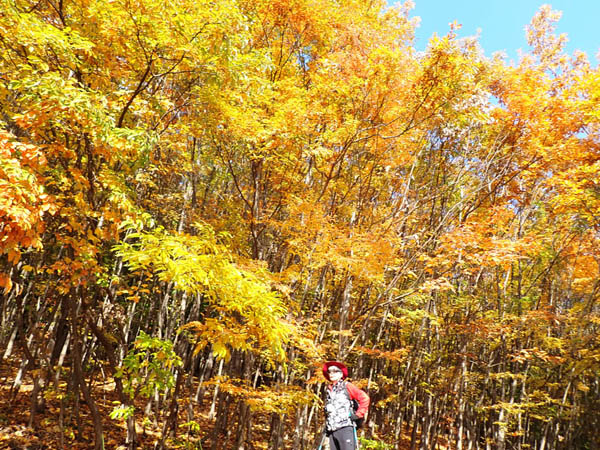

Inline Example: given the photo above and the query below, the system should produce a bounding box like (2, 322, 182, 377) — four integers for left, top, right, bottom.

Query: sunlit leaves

(115, 331, 182, 400)
(202, 375, 315, 414)
(115, 223, 290, 361)
(0, 131, 54, 267)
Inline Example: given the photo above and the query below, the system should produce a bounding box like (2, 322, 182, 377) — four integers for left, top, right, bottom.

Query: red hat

(323, 361, 348, 381)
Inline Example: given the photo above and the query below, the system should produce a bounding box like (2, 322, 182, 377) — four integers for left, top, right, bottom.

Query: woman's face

(328, 367, 343, 382)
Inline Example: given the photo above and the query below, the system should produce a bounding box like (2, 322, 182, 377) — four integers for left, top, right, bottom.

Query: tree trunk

(69, 295, 104, 450)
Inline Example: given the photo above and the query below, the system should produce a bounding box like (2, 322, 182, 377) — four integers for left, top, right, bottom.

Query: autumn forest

(1, 0, 599, 448)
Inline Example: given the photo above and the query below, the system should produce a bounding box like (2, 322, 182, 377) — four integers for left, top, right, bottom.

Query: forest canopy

(0, 0, 599, 449)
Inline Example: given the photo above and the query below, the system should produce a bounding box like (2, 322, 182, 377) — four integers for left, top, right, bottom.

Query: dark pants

(328, 426, 356, 450)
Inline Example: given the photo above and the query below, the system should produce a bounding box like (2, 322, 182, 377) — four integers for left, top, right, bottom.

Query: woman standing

(322, 361, 370, 450)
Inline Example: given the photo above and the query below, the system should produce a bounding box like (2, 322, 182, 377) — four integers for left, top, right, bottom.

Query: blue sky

(404, 0, 600, 63)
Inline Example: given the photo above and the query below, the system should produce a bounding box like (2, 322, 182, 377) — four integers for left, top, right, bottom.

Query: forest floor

(0, 354, 417, 449)
(0, 353, 215, 449)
